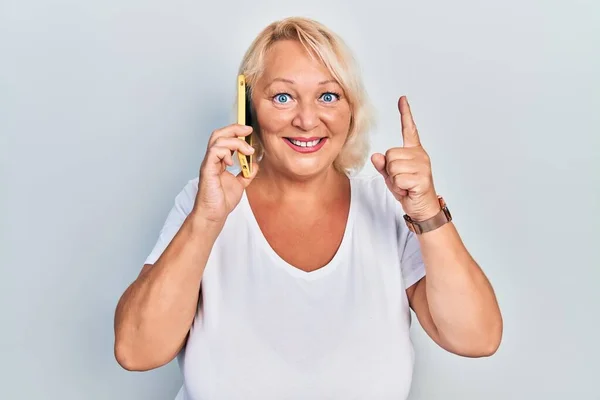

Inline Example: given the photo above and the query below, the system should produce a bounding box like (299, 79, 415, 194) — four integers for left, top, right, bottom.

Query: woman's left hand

(371, 96, 441, 221)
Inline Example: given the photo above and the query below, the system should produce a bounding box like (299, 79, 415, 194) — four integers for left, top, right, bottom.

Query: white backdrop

(2, 0, 599, 398)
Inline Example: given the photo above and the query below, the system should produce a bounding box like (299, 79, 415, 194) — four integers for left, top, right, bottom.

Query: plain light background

(2, 0, 599, 398)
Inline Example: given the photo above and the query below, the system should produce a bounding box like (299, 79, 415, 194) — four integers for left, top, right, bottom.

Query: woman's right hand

(192, 124, 259, 224)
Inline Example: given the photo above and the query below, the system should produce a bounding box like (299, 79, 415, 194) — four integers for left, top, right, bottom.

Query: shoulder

(349, 172, 410, 237)
(169, 177, 199, 215)
(349, 173, 400, 214)
(142, 177, 199, 266)
(349, 172, 387, 194)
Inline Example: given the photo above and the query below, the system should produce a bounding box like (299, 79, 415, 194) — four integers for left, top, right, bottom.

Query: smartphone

(237, 74, 253, 178)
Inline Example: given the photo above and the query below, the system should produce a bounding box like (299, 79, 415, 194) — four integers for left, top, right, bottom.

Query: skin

(113, 39, 502, 372)
(371, 98, 503, 357)
(244, 40, 353, 272)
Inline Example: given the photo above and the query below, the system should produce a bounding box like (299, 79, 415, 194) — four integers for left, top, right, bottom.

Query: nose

(291, 102, 320, 132)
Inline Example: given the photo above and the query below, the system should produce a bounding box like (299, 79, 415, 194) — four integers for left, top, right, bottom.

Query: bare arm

(406, 222, 503, 357)
(113, 212, 223, 371)
(372, 96, 502, 357)
(113, 123, 257, 371)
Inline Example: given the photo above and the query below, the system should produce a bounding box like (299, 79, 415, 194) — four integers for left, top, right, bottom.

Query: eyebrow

(266, 78, 339, 86)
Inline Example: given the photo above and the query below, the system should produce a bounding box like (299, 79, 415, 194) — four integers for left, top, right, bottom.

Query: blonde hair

(237, 17, 376, 175)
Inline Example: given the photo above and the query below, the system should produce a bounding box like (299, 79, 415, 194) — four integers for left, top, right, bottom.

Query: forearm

(114, 212, 223, 370)
(418, 221, 502, 355)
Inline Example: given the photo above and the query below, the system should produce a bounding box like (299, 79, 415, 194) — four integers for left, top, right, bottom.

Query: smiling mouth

(284, 138, 325, 148)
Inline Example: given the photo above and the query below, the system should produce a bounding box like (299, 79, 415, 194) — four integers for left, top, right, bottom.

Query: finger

(396, 188, 409, 197)
(398, 96, 421, 148)
(202, 146, 235, 176)
(212, 137, 255, 156)
(236, 161, 259, 188)
(370, 153, 388, 178)
(386, 159, 420, 177)
(208, 124, 253, 149)
(385, 147, 416, 162)
(392, 173, 419, 195)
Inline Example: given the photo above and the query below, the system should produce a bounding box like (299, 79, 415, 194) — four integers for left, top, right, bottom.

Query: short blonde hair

(237, 17, 375, 175)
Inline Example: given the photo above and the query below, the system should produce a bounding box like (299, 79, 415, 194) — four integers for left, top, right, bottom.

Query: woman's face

(252, 40, 352, 179)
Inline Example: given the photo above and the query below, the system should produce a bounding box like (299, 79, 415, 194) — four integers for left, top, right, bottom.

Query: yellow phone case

(237, 74, 252, 178)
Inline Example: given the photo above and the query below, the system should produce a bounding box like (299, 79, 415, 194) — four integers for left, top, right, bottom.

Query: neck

(250, 160, 348, 207)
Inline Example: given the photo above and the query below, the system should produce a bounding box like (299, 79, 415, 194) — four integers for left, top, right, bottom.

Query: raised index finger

(398, 96, 421, 147)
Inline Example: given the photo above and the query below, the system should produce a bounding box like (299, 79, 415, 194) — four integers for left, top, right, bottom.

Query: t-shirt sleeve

(143, 178, 198, 265)
(370, 174, 426, 289)
(399, 228, 426, 289)
(387, 181, 426, 289)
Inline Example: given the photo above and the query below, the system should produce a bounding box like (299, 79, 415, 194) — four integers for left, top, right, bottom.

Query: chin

(282, 157, 331, 178)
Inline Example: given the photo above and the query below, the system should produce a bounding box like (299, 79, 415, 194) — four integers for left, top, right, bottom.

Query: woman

(114, 17, 502, 399)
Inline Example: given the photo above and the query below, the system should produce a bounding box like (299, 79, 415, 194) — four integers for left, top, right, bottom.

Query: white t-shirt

(144, 173, 426, 400)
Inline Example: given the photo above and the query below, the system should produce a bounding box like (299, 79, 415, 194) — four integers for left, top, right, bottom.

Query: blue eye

(320, 92, 339, 103)
(274, 93, 290, 103)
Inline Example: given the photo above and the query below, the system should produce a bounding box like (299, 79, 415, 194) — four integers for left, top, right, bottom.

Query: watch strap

(403, 196, 452, 234)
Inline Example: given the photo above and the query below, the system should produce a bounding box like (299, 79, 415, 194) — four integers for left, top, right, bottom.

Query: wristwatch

(403, 196, 452, 234)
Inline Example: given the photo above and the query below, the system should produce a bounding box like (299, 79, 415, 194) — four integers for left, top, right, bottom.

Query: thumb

(236, 162, 259, 188)
(371, 153, 388, 178)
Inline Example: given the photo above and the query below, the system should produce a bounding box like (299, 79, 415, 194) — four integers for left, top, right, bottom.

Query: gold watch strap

(403, 196, 452, 234)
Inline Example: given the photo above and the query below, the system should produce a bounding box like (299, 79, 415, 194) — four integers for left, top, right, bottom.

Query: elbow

(483, 312, 504, 356)
(114, 333, 179, 372)
(473, 333, 502, 357)
(114, 338, 165, 372)
(114, 341, 146, 372)
(466, 317, 504, 358)
(444, 315, 503, 358)
(449, 333, 502, 358)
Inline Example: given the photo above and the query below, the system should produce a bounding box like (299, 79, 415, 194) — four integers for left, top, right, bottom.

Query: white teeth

(290, 138, 321, 147)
